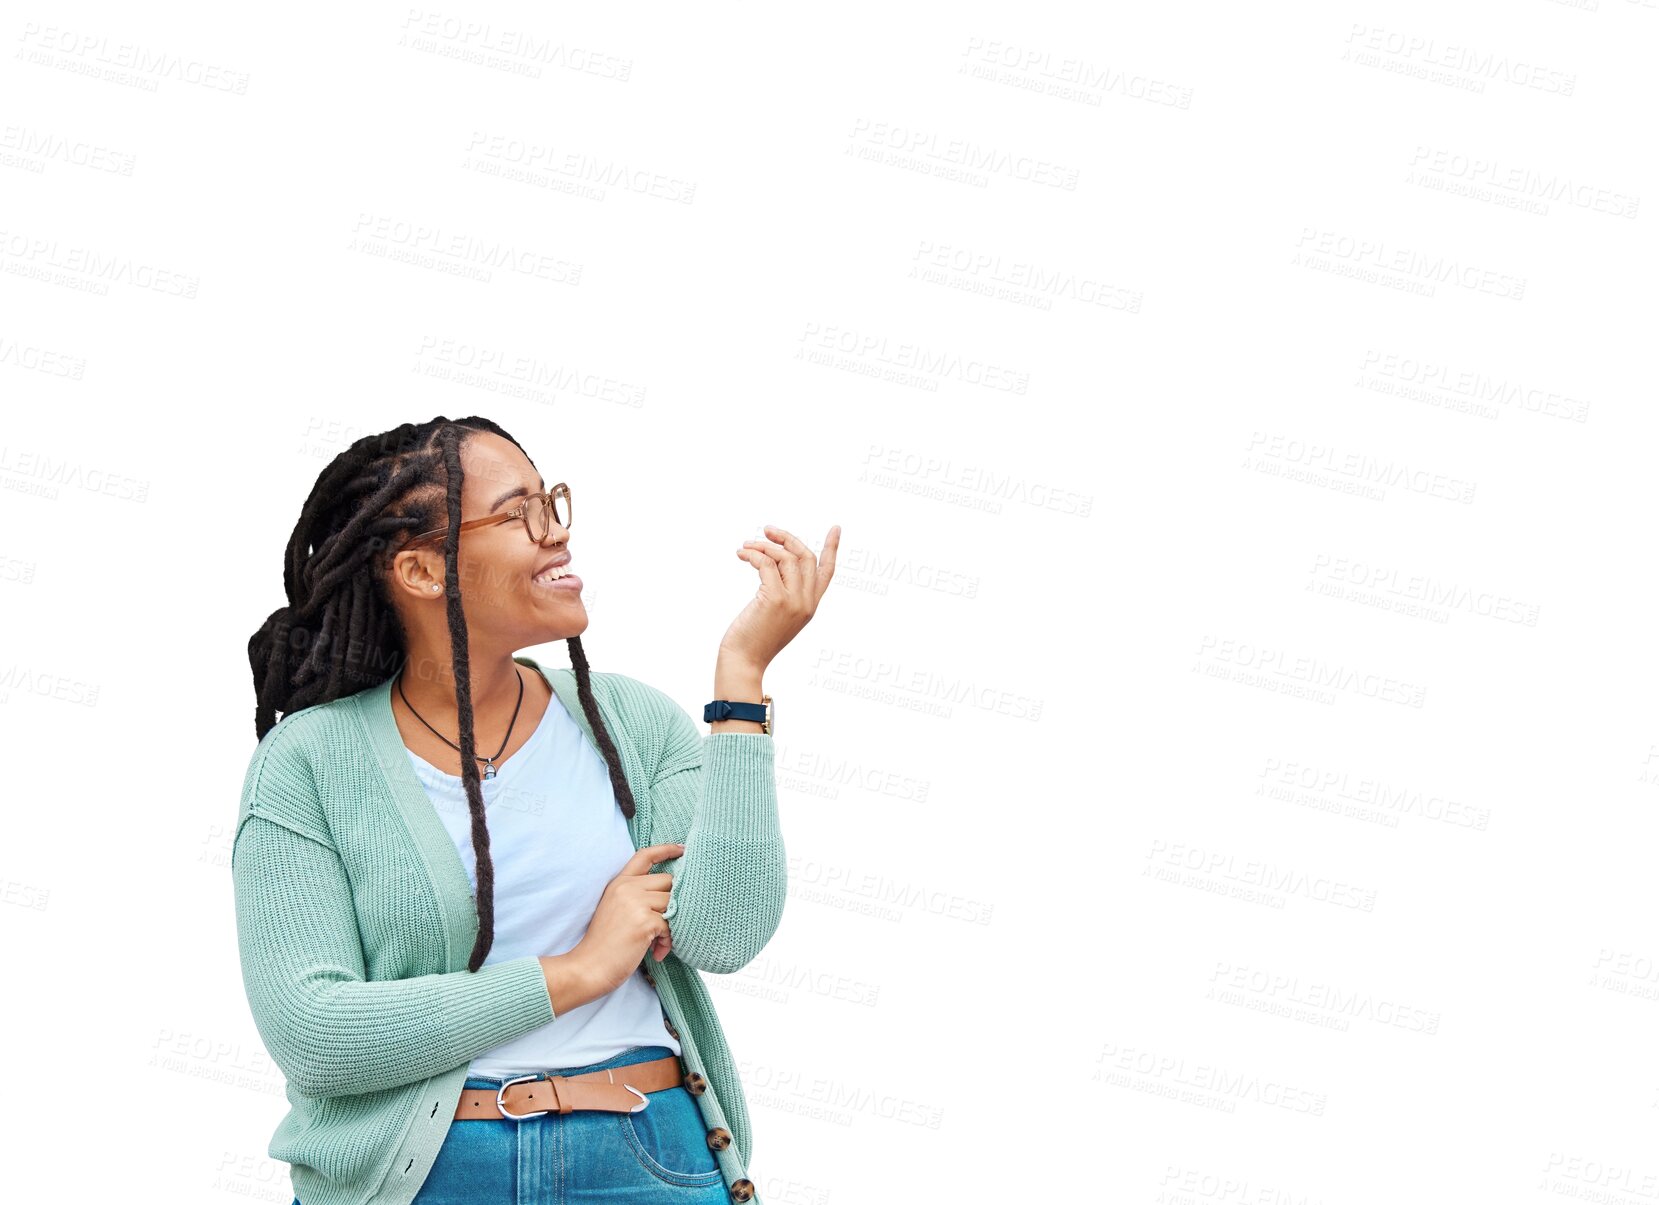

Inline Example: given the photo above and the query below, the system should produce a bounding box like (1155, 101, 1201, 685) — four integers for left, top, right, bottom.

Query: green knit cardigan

(230, 654, 784, 1205)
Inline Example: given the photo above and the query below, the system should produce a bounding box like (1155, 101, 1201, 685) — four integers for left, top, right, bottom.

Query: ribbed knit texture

(230, 655, 784, 1205)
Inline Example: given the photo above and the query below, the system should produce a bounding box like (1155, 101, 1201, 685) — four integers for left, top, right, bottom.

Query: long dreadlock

(247, 416, 637, 971)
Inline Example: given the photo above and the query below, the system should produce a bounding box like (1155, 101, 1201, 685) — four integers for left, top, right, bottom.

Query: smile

(532, 565, 583, 591)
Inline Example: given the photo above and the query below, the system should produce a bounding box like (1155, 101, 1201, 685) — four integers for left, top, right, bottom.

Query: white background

(3, 2, 1657, 1201)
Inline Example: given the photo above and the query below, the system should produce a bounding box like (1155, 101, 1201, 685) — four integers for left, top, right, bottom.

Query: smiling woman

(236, 416, 839, 1205)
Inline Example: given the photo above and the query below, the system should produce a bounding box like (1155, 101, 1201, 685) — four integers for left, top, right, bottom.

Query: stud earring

(431, 584, 440, 592)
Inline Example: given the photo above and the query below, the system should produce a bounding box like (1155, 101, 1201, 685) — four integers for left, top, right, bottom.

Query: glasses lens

(524, 495, 551, 542)
(523, 490, 570, 542)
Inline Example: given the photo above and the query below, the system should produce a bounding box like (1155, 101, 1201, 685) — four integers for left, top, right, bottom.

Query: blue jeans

(293, 1045, 728, 1204)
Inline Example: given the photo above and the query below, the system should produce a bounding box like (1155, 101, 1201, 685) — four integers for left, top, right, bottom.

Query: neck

(395, 647, 531, 728)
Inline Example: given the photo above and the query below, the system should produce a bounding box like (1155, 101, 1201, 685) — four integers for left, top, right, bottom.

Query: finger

(761, 524, 815, 598)
(766, 524, 826, 607)
(762, 525, 814, 559)
(815, 525, 841, 601)
(736, 546, 785, 593)
(623, 843, 685, 875)
(634, 871, 676, 892)
(742, 534, 801, 593)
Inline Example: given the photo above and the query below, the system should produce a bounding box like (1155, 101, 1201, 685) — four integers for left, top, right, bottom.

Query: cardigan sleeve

(229, 724, 557, 1100)
(231, 813, 556, 1099)
(643, 690, 786, 975)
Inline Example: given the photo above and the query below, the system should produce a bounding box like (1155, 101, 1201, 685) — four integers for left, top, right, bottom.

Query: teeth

(534, 566, 570, 583)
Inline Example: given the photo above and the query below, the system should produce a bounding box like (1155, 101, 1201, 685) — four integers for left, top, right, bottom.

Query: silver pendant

(483, 760, 497, 780)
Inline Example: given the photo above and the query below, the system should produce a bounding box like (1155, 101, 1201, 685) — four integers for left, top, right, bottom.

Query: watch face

(765, 694, 774, 735)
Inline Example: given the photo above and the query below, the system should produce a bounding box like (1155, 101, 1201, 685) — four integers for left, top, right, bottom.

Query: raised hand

(720, 525, 841, 671)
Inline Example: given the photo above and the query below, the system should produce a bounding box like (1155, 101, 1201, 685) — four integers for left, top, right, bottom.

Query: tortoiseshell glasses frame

(403, 483, 571, 549)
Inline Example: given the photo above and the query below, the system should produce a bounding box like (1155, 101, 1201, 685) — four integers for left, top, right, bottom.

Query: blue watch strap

(704, 700, 767, 724)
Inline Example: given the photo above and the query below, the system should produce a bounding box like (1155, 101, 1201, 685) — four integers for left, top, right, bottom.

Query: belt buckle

(495, 1070, 651, 1118)
(496, 1073, 553, 1121)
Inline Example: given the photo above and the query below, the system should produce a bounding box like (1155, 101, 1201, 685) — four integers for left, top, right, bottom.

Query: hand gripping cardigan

(230, 654, 785, 1205)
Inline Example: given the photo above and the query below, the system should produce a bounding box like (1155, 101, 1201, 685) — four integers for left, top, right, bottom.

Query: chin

(536, 611, 590, 643)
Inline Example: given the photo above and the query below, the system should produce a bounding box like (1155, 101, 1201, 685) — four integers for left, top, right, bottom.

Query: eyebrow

(487, 477, 546, 513)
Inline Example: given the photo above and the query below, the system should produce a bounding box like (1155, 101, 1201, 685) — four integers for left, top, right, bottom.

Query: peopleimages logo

(348, 214, 581, 284)
(1407, 146, 1638, 218)
(1293, 228, 1526, 300)
(1343, 24, 1576, 95)
(1196, 633, 1428, 709)
(910, 241, 1142, 312)
(846, 117, 1080, 190)
(959, 37, 1194, 109)
(16, 23, 252, 93)
(396, 11, 633, 80)
(0, 230, 199, 298)
(799, 322, 1029, 395)
(1247, 431, 1478, 504)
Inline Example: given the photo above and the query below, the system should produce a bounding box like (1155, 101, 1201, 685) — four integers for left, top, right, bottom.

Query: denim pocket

(615, 1086, 724, 1186)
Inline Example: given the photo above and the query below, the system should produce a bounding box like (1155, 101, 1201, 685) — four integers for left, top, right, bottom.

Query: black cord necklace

(396, 664, 526, 780)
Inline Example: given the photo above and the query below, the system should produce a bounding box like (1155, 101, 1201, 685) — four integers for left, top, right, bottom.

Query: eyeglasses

(405, 483, 572, 548)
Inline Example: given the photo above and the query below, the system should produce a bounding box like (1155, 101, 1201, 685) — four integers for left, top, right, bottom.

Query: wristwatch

(703, 695, 773, 735)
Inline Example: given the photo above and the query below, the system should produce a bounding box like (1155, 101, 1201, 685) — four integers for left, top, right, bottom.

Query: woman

(232, 416, 838, 1205)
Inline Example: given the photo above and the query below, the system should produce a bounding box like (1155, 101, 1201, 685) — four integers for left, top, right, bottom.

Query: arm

(231, 812, 562, 1099)
(229, 726, 570, 1100)
(640, 520, 831, 971)
(646, 688, 786, 975)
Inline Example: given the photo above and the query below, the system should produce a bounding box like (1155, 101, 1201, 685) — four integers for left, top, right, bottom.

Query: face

(386, 431, 586, 661)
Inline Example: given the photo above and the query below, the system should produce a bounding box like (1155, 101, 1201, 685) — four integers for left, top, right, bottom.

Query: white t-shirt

(405, 692, 681, 1076)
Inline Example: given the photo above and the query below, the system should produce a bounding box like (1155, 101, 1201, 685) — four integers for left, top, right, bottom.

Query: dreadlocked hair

(247, 415, 638, 971)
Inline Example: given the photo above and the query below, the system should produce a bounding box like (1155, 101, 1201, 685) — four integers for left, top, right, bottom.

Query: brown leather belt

(455, 1055, 687, 1121)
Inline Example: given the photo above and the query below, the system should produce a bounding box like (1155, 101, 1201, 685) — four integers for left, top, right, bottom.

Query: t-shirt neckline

(404, 686, 559, 784)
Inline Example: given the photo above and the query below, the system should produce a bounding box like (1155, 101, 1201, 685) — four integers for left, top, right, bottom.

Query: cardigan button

(643, 969, 656, 987)
(683, 1071, 708, 1096)
(706, 1126, 732, 1151)
(663, 1017, 679, 1039)
(730, 1179, 756, 1202)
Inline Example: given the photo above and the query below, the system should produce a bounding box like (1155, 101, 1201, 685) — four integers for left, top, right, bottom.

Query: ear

(387, 546, 445, 599)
